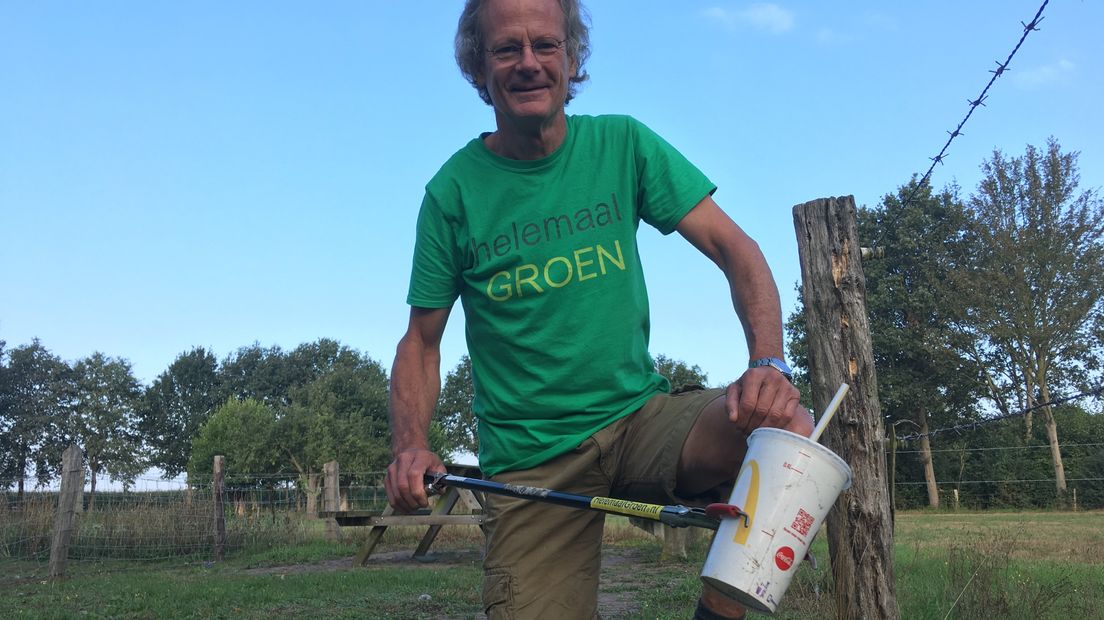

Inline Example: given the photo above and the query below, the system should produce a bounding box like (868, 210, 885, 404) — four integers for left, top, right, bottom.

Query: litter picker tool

(424, 472, 721, 530)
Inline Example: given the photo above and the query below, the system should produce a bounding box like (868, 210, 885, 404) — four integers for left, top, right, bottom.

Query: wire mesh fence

(2, 438, 1099, 580)
(890, 438, 1104, 511)
(0, 471, 394, 580)
(891, 477, 1104, 512)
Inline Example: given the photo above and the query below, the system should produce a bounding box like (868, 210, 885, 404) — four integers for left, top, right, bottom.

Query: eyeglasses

(485, 38, 566, 63)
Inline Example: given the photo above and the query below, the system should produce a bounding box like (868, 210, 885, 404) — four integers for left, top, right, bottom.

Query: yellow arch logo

(731, 460, 759, 545)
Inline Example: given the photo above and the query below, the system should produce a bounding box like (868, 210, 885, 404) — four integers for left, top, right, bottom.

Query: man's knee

(677, 397, 749, 496)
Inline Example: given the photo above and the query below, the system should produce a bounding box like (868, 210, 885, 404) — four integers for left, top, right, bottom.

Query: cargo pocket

(482, 568, 514, 618)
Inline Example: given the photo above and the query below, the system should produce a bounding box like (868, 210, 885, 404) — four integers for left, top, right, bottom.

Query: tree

(784, 287, 814, 405)
(139, 347, 221, 478)
(0, 340, 73, 495)
(71, 353, 144, 504)
(652, 354, 709, 391)
(284, 338, 351, 390)
(218, 343, 292, 408)
(218, 338, 368, 409)
(955, 138, 1104, 498)
(857, 182, 983, 508)
(188, 398, 280, 478)
(282, 350, 393, 475)
(436, 355, 478, 458)
(194, 342, 396, 483)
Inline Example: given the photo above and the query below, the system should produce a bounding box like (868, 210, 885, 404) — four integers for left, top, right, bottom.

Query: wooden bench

(320, 463, 485, 565)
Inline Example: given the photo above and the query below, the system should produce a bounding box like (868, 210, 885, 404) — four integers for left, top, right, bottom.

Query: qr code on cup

(790, 508, 815, 537)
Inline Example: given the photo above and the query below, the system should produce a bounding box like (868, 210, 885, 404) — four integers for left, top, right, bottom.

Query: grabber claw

(423, 471, 448, 496)
(804, 551, 818, 570)
(704, 503, 750, 528)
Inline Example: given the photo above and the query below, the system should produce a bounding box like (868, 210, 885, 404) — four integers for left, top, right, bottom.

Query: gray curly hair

(455, 0, 591, 106)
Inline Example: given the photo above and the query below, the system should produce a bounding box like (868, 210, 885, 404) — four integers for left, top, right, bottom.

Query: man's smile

(511, 84, 549, 92)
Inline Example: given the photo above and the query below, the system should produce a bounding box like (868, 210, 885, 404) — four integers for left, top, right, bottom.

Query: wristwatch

(749, 357, 793, 382)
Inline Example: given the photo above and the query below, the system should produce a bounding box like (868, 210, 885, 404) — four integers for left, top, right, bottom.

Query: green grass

(1, 511, 1101, 619)
(626, 510, 1104, 619)
(3, 564, 483, 620)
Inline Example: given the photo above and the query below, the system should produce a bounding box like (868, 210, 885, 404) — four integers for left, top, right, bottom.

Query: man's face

(476, 0, 577, 126)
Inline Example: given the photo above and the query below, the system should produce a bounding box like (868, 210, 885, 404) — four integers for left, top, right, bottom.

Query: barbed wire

(873, 0, 1049, 247)
(896, 383, 1104, 442)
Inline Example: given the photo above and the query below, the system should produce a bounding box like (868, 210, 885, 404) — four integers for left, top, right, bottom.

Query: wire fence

(890, 433, 1104, 510)
(3, 380, 1098, 579)
(895, 384, 1104, 442)
(2, 382, 1098, 578)
(891, 478, 1103, 512)
(0, 473, 371, 581)
(3, 436, 1100, 581)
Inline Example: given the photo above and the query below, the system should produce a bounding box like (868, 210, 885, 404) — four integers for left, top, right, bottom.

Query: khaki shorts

(480, 387, 729, 620)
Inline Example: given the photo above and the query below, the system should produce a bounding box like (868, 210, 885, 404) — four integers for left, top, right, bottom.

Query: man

(384, 1, 814, 618)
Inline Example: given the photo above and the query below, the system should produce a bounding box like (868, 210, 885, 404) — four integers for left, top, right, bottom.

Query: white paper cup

(700, 428, 852, 613)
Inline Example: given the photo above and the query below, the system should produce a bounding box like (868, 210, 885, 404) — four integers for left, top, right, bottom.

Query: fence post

(660, 525, 696, 562)
(307, 473, 320, 517)
(324, 460, 341, 541)
(794, 196, 898, 619)
(212, 455, 226, 562)
(49, 444, 84, 579)
(888, 428, 897, 517)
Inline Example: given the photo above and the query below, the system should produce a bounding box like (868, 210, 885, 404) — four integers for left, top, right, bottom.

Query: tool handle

(426, 473, 721, 530)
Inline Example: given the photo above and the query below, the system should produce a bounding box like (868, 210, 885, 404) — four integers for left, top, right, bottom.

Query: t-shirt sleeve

(630, 118, 717, 235)
(406, 193, 463, 308)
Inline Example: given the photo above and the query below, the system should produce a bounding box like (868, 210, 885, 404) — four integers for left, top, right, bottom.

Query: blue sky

(2, 1, 1100, 390)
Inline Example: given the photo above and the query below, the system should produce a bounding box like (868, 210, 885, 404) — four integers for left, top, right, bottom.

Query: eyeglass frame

(484, 38, 567, 63)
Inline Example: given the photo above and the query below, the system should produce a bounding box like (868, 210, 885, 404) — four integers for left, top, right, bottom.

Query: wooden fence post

(212, 455, 226, 562)
(794, 196, 898, 619)
(307, 473, 320, 517)
(660, 525, 697, 562)
(323, 460, 341, 541)
(49, 444, 84, 579)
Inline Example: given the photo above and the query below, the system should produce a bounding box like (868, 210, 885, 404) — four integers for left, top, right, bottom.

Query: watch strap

(749, 357, 793, 381)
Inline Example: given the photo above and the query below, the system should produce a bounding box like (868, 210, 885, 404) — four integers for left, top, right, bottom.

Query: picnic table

(319, 463, 485, 565)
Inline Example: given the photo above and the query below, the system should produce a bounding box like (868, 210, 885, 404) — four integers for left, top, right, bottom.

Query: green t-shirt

(407, 114, 715, 476)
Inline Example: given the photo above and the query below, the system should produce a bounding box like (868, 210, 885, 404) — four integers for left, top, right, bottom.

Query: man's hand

(725, 367, 814, 437)
(385, 448, 446, 513)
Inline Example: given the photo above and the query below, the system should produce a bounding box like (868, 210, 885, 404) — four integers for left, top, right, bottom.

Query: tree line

(0, 339, 408, 502)
(787, 138, 1103, 508)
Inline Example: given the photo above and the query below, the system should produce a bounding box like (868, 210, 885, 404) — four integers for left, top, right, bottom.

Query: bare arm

(384, 306, 452, 511)
(676, 195, 811, 435)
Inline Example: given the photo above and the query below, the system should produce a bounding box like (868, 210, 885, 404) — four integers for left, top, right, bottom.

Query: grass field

(643, 511, 1104, 619)
(2, 511, 1101, 619)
